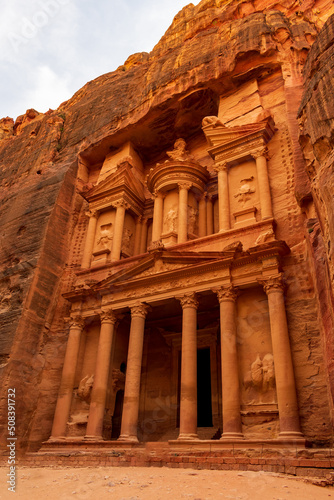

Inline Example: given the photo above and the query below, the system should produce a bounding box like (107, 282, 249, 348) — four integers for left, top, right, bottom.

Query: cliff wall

(0, 0, 334, 451)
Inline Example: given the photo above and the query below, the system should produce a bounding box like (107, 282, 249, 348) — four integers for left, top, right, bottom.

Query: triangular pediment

(92, 246, 242, 292)
(84, 163, 145, 203)
(202, 116, 276, 152)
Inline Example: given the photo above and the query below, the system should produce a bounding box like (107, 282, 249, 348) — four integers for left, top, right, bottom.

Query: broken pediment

(82, 162, 145, 206)
(202, 114, 276, 164)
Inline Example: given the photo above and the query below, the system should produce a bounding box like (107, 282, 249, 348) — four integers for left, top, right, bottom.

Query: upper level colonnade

(79, 115, 276, 269)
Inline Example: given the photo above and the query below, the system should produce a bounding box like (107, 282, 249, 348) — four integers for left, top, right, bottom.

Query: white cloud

(0, 0, 199, 120)
(19, 65, 72, 114)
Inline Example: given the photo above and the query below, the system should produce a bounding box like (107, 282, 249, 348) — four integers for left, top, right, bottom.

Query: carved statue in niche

(96, 223, 113, 251)
(234, 177, 256, 206)
(188, 206, 198, 234)
(122, 228, 133, 253)
(77, 374, 94, 403)
(165, 207, 178, 232)
(166, 138, 194, 162)
(244, 353, 276, 404)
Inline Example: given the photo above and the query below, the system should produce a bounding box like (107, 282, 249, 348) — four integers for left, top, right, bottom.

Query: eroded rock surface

(0, 0, 333, 454)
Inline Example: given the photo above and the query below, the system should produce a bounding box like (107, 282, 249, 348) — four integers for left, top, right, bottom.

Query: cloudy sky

(0, 0, 199, 120)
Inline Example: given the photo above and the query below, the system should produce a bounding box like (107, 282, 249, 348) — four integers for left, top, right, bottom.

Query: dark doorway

(197, 348, 213, 427)
(111, 390, 124, 439)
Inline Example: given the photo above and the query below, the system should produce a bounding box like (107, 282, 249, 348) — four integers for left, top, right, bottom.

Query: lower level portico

(46, 240, 305, 449)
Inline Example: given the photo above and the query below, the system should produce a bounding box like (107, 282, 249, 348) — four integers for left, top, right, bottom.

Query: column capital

(68, 315, 85, 330)
(152, 189, 165, 200)
(213, 285, 239, 303)
(85, 209, 98, 219)
(178, 181, 192, 191)
(112, 199, 130, 210)
(131, 302, 151, 319)
(100, 309, 119, 325)
(259, 274, 285, 294)
(213, 162, 228, 173)
(135, 215, 143, 224)
(177, 292, 199, 309)
(251, 147, 269, 160)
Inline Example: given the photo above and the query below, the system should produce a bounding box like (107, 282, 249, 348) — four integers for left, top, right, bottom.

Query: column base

(278, 431, 304, 440)
(48, 436, 67, 442)
(177, 433, 199, 441)
(84, 435, 103, 441)
(118, 435, 139, 443)
(220, 432, 244, 440)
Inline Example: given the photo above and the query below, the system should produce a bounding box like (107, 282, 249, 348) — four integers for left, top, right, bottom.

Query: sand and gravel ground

(1, 466, 333, 500)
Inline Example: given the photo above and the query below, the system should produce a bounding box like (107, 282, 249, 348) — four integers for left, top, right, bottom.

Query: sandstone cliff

(0, 0, 334, 452)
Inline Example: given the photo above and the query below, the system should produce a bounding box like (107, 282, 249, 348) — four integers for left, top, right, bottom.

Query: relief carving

(188, 206, 198, 234)
(96, 223, 113, 251)
(122, 228, 133, 253)
(234, 177, 256, 206)
(165, 207, 178, 232)
(166, 138, 194, 162)
(255, 228, 276, 245)
(202, 116, 225, 128)
(244, 353, 276, 404)
(77, 374, 94, 403)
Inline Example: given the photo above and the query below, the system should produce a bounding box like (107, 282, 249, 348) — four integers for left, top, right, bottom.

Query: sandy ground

(1, 466, 333, 500)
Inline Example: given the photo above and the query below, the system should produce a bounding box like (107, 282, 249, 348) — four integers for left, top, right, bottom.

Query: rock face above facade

(298, 13, 334, 414)
(0, 0, 333, 455)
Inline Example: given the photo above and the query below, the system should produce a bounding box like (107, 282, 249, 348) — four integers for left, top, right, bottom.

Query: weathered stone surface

(298, 13, 334, 423)
(0, 0, 333, 455)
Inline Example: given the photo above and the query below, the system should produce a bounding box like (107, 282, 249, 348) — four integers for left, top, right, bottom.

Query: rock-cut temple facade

(0, 0, 334, 470)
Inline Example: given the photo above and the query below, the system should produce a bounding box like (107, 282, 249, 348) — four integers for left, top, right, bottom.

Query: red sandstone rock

(0, 0, 333, 459)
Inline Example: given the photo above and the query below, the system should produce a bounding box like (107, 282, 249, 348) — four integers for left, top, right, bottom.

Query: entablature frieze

(146, 160, 210, 196)
(87, 192, 144, 218)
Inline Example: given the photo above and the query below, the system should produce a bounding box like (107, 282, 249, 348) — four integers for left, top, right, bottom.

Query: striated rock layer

(0, 0, 333, 453)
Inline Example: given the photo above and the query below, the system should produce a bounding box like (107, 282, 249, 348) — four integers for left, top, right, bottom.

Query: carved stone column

(260, 275, 303, 439)
(119, 302, 150, 442)
(177, 292, 199, 440)
(178, 182, 192, 244)
(111, 200, 127, 261)
(152, 191, 164, 243)
(81, 210, 98, 268)
(139, 217, 148, 254)
(215, 286, 243, 439)
(50, 315, 85, 439)
(214, 163, 230, 232)
(252, 149, 273, 220)
(85, 309, 118, 440)
(206, 193, 214, 235)
(198, 194, 207, 238)
(133, 216, 142, 256)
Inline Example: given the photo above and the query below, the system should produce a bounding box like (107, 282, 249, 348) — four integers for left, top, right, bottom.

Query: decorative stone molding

(85, 209, 98, 219)
(177, 292, 199, 309)
(213, 162, 228, 173)
(100, 309, 118, 324)
(251, 148, 269, 160)
(112, 199, 130, 210)
(68, 315, 85, 329)
(214, 285, 239, 302)
(259, 274, 285, 294)
(178, 181, 192, 191)
(166, 138, 194, 162)
(131, 302, 151, 318)
(152, 189, 165, 200)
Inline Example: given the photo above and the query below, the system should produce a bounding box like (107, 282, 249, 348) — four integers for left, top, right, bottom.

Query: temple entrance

(197, 348, 213, 427)
(111, 390, 124, 439)
(177, 347, 213, 428)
